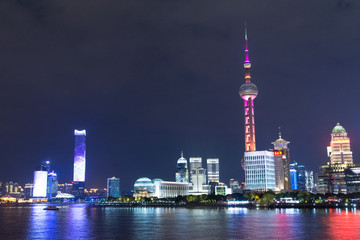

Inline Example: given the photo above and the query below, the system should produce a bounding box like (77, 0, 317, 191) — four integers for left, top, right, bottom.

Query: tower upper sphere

(239, 82, 258, 100)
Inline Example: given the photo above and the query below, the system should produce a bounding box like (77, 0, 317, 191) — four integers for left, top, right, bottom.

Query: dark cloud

(0, 0, 359, 190)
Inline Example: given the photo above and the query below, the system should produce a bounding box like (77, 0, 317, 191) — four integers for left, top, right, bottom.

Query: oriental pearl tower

(239, 25, 258, 152)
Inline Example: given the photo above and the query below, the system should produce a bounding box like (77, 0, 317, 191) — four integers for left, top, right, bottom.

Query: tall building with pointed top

(271, 128, 291, 191)
(175, 151, 189, 183)
(241, 25, 275, 191)
(239, 24, 258, 152)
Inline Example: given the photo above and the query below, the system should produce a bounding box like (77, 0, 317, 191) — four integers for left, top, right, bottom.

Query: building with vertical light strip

(207, 158, 219, 183)
(73, 129, 86, 197)
(240, 25, 275, 191)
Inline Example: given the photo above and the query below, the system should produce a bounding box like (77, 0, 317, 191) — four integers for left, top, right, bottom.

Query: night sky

(1, 1, 360, 190)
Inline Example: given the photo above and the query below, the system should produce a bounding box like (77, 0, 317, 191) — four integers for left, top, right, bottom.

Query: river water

(0, 204, 359, 239)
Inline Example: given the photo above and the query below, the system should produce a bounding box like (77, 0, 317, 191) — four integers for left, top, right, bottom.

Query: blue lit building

(107, 177, 120, 198)
(290, 168, 298, 190)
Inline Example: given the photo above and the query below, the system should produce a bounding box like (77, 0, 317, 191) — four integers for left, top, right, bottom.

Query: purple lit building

(73, 129, 86, 197)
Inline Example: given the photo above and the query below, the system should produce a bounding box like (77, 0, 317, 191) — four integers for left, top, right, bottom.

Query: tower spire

(239, 22, 258, 152)
(181, 150, 183, 158)
(244, 21, 251, 83)
(279, 127, 282, 139)
(245, 21, 249, 63)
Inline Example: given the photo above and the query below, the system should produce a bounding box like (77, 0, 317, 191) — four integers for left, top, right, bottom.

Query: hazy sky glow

(0, 1, 359, 190)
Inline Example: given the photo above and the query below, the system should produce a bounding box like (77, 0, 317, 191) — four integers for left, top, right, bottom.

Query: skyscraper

(73, 129, 86, 197)
(47, 171, 58, 200)
(271, 129, 291, 191)
(189, 168, 209, 194)
(33, 170, 48, 198)
(245, 151, 276, 191)
(328, 123, 353, 164)
(290, 168, 298, 190)
(240, 25, 275, 191)
(305, 170, 314, 193)
(189, 157, 202, 182)
(175, 152, 189, 183)
(207, 158, 219, 183)
(107, 177, 120, 198)
(316, 123, 357, 194)
(297, 164, 306, 190)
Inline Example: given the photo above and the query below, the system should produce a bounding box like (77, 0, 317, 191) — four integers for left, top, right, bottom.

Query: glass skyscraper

(73, 130, 86, 182)
(73, 129, 86, 198)
(207, 158, 219, 183)
(107, 177, 120, 198)
(245, 151, 275, 191)
(189, 157, 202, 182)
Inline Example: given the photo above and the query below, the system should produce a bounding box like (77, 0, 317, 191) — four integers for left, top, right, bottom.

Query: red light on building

(273, 150, 283, 156)
(331, 139, 350, 144)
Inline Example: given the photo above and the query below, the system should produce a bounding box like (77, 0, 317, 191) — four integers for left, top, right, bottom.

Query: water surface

(0, 204, 359, 239)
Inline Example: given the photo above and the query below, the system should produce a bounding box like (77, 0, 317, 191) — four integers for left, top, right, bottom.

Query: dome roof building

(134, 177, 155, 196)
(329, 123, 353, 164)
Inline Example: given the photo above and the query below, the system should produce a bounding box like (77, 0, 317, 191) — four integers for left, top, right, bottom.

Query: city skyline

(1, 1, 360, 191)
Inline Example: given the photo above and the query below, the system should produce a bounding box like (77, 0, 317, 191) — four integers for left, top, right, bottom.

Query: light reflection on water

(1, 205, 360, 239)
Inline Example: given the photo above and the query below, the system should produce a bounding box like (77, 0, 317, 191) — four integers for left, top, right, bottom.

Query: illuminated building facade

(207, 158, 219, 183)
(297, 164, 306, 190)
(107, 177, 120, 198)
(345, 167, 360, 193)
(154, 181, 189, 198)
(33, 171, 48, 198)
(133, 177, 156, 197)
(271, 130, 291, 191)
(47, 171, 58, 200)
(24, 183, 33, 199)
(229, 179, 240, 193)
(175, 152, 189, 183)
(73, 130, 86, 182)
(133, 177, 189, 198)
(290, 168, 297, 190)
(305, 170, 315, 193)
(189, 157, 202, 182)
(189, 168, 210, 195)
(316, 124, 357, 194)
(244, 151, 275, 191)
(73, 129, 86, 197)
(316, 163, 351, 194)
(328, 123, 353, 164)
